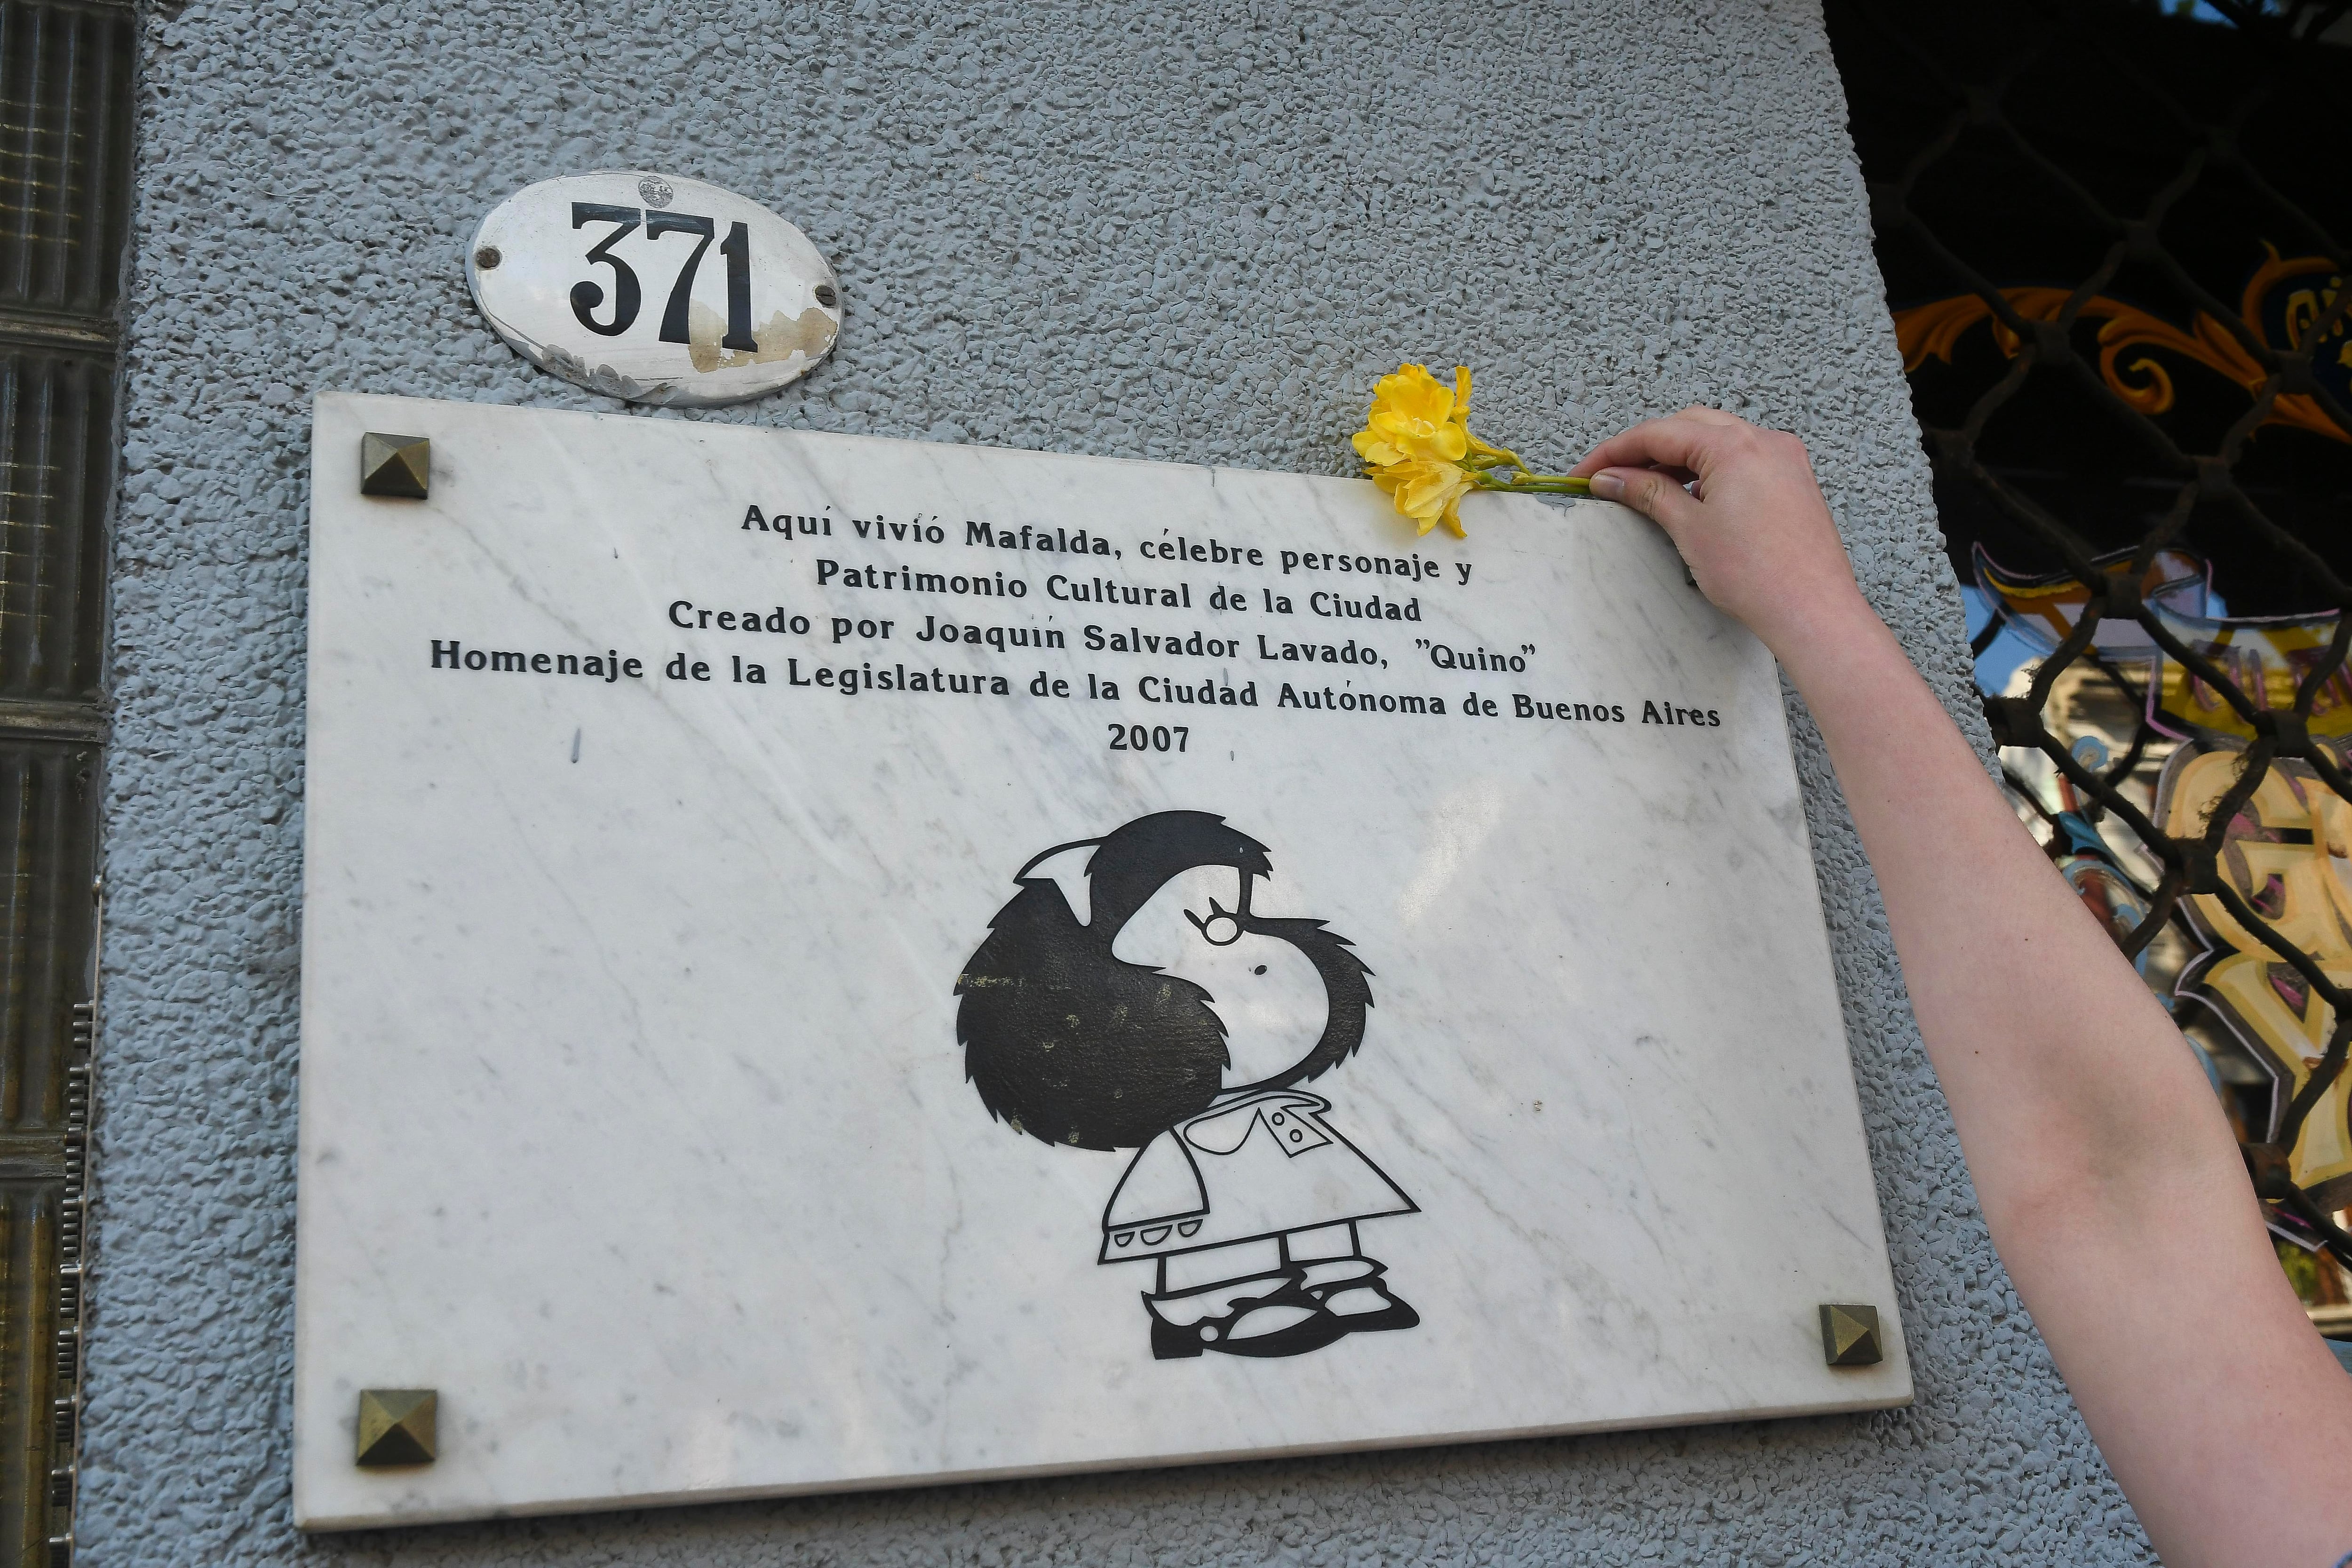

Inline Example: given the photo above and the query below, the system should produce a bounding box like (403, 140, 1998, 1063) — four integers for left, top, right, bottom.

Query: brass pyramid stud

(354, 1388, 437, 1466)
(1819, 1303, 1883, 1367)
(358, 433, 430, 499)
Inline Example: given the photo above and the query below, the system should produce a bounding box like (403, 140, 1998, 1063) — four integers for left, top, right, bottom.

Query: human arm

(1573, 408, 2352, 1568)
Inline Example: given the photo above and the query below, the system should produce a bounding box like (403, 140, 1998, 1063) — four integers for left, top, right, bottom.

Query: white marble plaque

(294, 392, 1908, 1530)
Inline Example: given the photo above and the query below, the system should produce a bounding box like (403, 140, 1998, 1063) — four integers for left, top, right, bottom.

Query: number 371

(568, 202, 756, 351)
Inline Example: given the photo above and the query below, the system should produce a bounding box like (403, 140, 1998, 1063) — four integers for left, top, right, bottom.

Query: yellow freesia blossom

(1349, 363, 1588, 535)
(1370, 456, 1479, 538)
(1352, 363, 1470, 467)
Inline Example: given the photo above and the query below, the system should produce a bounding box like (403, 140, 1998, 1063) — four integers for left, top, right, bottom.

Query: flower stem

(1472, 473, 1593, 496)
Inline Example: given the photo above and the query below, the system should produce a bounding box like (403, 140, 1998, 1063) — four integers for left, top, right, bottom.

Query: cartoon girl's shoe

(1320, 1281, 1419, 1334)
(1145, 1270, 1352, 1359)
(1300, 1256, 1419, 1335)
(1150, 1316, 1209, 1359)
(1297, 1257, 1380, 1291)
(1207, 1296, 1351, 1358)
(1145, 1269, 1299, 1359)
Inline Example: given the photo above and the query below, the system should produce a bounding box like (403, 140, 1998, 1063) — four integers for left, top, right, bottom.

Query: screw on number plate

(473, 246, 501, 270)
(815, 283, 838, 308)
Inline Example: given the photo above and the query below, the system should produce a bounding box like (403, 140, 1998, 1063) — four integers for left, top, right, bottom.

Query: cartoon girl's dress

(1100, 1089, 1419, 1357)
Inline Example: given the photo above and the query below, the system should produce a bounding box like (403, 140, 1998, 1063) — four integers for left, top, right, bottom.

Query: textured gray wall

(84, 0, 2154, 1560)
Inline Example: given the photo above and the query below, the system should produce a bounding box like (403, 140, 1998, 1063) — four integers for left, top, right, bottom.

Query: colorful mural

(1971, 541, 2352, 1216)
(1974, 546, 2352, 748)
(2157, 750, 2352, 1209)
(1897, 247, 2350, 447)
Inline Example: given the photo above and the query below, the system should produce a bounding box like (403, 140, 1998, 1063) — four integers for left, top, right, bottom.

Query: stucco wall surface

(83, 0, 2156, 1560)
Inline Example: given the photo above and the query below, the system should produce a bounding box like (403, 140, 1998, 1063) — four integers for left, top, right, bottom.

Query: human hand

(1569, 407, 1872, 662)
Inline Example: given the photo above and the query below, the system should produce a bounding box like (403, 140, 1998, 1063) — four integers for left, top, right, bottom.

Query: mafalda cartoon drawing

(956, 811, 1419, 1360)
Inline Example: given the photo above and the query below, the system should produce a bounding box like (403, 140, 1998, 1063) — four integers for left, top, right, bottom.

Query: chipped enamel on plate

(466, 171, 839, 407)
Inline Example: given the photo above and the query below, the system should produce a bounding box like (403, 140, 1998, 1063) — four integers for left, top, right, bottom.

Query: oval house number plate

(467, 171, 840, 407)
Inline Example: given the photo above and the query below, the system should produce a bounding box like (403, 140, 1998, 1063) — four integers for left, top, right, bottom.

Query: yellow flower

(1349, 362, 1587, 536)
(1370, 456, 1477, 538)
(1351, 363, 1470, 467)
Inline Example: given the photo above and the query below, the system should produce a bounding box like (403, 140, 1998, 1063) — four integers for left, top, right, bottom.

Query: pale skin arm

(1573, 408, 2352, 1568)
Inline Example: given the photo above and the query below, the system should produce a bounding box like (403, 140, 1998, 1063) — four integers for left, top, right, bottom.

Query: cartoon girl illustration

(956, 811, 1420, 1360)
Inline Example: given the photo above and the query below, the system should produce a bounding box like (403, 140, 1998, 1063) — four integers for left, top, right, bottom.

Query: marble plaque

(294, 392, 1909, 1530)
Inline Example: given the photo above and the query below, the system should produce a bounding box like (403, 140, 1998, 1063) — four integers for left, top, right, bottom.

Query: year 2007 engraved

(1109, 724, 1189, 754)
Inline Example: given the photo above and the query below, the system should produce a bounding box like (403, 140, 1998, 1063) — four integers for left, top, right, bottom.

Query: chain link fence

(1825, 1, 2352, 1284)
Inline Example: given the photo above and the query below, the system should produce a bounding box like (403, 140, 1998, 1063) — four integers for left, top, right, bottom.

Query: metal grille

(0, 0, 127, 1559)
(1825, 4, 2352, 1276)
(0, 349, 114, 708)
(0, 1, 132, 324)
(0, 744, 96, 1136)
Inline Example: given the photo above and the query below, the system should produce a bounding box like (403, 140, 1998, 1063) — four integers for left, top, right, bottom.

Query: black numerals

(570, 207, 761, 350)
(1108, 724, 1187, 753)
(718, 222, 758, 350)
(569, 204, 643, 336)
(645, 211, 716, 344)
